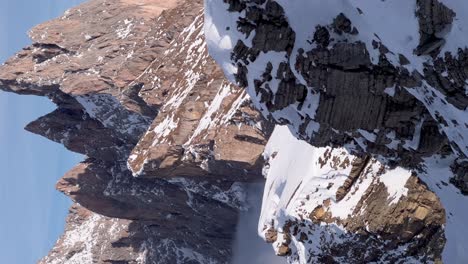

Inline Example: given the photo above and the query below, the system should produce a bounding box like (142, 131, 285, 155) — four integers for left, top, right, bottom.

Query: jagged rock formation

(3, 0, 468, 263)
(0, 0, 272, 263)
(260, 128, 448, 263)
(206, 0, 468, 263)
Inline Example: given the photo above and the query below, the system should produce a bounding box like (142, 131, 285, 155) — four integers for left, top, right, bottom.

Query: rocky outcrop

(206, 0, 468, 263)
(41, 203, 233, 264)
(0, 0, 272, 263)
(3, 0, 468, 263)
(258, 127, 450, 263)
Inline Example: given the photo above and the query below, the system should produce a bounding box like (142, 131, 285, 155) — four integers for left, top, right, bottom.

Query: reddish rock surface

(0, 0, 271, 263)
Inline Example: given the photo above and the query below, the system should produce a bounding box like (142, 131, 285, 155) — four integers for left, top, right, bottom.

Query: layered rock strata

(0, 0, 271, 263)
(205, 0, 468, 263)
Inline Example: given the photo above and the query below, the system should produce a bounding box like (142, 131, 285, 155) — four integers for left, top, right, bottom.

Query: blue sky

(0, 0, 84, 263)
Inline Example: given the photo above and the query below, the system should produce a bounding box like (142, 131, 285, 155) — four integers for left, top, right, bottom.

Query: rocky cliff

(205, 0, 468, 263)
(2, 0, 468, 263)
(0, 0, 272, 263)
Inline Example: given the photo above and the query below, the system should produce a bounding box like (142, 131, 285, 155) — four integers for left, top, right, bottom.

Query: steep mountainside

(2, 0, 468, 263)
(0, 0, 272, 263)
(206, 0, 468, 263)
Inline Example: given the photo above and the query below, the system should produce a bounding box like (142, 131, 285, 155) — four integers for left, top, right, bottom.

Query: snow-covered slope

(205, 0, 468, 263)
(261, 126, 466, 263)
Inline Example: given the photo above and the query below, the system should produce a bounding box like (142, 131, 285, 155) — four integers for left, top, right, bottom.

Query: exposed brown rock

(0, 0, 272, 263)
(269, 157, 446, 263)
(265, 228, 278, 243)
(277, 244, 292, 257)
(335, 156, 370, 202)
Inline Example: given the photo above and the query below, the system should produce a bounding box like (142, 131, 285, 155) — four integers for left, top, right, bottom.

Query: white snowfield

(204, 0, 468, 263)
(261, 125, 412, 230)
(262, 126, 468, 263)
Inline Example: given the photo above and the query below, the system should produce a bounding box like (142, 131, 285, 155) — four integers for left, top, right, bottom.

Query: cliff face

(3, 0, 468, 263)
(0, 0, 271, 263)
(205, 0, 468, 263)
